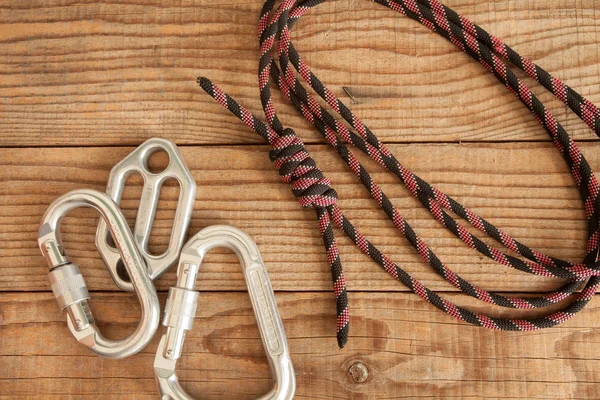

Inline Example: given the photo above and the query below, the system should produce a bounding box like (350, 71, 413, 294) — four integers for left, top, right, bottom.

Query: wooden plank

(0, 0, 599, 147)
(1, 142, 596, 292)
(1, 291, 599, 399)
(3, 1, 599, 399)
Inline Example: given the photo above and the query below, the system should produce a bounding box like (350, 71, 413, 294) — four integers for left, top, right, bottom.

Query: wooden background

(1, 0, 600, 398)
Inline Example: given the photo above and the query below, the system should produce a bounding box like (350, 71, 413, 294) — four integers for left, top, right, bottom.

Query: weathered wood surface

(2, 0, 600, 398)
(2, 291, 600, 399)
(1, 142, 596, 292)
(0, 0, 599, 146)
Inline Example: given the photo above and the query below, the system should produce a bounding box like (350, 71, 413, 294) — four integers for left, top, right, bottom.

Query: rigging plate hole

(145, 149, 170, 174)
(116, 259, 132, 283)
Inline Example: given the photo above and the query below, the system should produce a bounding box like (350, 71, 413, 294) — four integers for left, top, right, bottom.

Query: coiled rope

(199, 0, 600, 348)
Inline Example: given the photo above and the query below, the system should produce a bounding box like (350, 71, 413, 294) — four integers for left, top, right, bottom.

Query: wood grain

(2, 291, 599, 399)
(0, 0, 599, 146)
(1, 142, 597, 293)
(2, 1, 600, 398)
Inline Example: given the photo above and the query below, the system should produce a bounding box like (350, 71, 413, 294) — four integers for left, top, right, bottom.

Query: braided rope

(199, 0, 600, 348)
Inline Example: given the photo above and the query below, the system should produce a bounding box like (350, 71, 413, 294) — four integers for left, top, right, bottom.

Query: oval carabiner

(96, 138, 197, 292)
(38, 189, 160, 359)
(154, 225, 296, 400)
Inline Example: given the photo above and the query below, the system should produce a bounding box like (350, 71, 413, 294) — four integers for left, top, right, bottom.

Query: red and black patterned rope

(198, 0, 600, 348)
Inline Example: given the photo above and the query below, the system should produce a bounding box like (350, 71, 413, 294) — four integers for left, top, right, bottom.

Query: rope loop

(200, 0, 600, 349)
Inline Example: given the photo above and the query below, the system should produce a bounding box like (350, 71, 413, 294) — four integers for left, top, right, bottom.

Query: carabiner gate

(38, 189, 160, 359)
(96, 138, 196, 292)
(154, 225, 296, 400)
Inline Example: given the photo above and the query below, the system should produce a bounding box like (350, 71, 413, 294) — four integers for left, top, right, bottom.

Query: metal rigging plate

(95, 138, 196, 292)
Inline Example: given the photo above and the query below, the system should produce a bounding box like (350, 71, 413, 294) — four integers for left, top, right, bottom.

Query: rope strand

(198, 0, 600, 348)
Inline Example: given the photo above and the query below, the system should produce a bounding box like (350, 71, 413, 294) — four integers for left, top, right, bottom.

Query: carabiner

(154, 225, 296, 400)
(96, 138, 197, 292)
(38, 189, 160, 359)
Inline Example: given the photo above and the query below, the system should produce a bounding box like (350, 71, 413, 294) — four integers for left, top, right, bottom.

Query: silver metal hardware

(38, 189, 160, 359)
(154, 225, 296, 400)
(96, 138, 197, 292)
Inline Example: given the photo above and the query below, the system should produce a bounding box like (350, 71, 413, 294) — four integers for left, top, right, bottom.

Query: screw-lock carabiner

(38, 189, 160, 359)
(154, 225, 296, 400)
(96, 138, 197, 292)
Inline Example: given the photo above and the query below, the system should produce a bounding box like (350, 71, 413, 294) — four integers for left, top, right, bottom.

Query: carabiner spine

(246, 264, 286, 357)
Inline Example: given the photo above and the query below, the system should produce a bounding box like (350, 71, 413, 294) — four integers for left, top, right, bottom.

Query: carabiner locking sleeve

(96, 138, 196, 292)
(154, 225, 296, 400)
(38, 189, 160, 359)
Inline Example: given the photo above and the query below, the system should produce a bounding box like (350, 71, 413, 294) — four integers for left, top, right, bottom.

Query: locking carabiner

(154, 225, 296, 400)
(38, 189, 160, 359)
(96, 138, 197, 292)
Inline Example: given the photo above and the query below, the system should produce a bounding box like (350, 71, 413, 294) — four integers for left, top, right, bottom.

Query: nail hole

(348, 362, 369, 383)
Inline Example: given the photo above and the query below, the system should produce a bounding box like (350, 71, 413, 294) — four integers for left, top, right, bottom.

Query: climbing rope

(199, 0, 600, 348)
